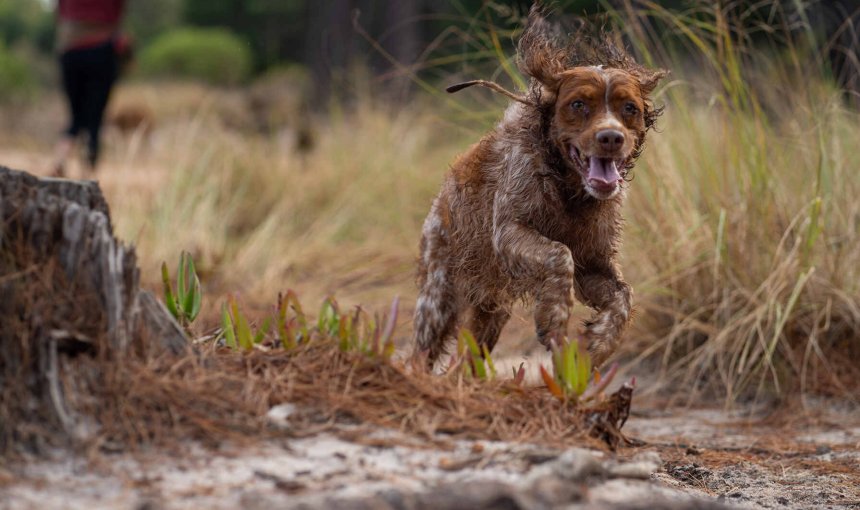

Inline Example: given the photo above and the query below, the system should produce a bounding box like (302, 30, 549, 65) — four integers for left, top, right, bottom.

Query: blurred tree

(137, 27, 252, 85)
(381, 0, 422, 96)
(0, 0, 54, 53)
(303, 0, 355, 103)
(125, 0, 182, 48)
(182, 0, 305, 70)
(0, 0, 43, 46)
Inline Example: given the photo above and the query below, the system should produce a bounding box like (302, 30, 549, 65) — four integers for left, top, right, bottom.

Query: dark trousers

(60, 40, 118, 168)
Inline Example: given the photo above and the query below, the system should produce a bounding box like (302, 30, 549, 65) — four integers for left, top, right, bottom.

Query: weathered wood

(0, 166, 187, 452)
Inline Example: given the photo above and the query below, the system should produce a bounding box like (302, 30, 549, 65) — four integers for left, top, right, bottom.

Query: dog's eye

(623, 102, 639, 115)
(571, 100, 585, 111)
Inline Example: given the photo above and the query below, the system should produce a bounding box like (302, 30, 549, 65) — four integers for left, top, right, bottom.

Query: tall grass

(103, 84, 462, 312)
(85, 1, 860, 403)
(608, 1, 860, 402)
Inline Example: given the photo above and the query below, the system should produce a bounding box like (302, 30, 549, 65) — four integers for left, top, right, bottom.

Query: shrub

(137, 27, 252, 85)
(0, 42, 35, 101)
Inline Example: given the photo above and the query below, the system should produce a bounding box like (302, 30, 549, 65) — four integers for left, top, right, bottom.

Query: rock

(528, 473, 585, 506)
(526, 448, 606, 484)
(308, 481, 533, 510)
(518, 447, 560, 465)
(266, 404, 298, 429)
(609, 451, 662, 479)
(438, 455, 483, 471)
(666, 463, 712, 485)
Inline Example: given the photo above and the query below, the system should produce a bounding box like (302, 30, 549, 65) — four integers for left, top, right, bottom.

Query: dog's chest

(533, 177, 619, 255)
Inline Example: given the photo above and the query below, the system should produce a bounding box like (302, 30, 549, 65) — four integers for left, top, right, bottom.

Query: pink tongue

(587, 157, 621, 184)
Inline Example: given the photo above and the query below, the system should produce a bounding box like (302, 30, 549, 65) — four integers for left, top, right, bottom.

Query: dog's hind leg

(412, 197, 460, 368)
(468, 301, 511, 355)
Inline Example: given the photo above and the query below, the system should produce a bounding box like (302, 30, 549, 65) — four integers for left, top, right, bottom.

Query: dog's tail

(445, 80, 532, 106)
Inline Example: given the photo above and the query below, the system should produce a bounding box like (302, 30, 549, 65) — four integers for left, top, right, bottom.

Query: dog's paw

(586, 338, 613, 369)
(537, 329, 566, 351)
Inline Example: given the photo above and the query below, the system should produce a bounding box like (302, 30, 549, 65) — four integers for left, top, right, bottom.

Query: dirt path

(3, 400, 858, 510)
(626, 403, 860, 509)
(0, 423, 704, 510)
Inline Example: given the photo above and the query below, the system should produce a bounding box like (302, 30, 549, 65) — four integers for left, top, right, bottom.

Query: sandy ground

(2, 397, 858, 510)
(627, 402, 860, 509)
(0, 421, 700, 510)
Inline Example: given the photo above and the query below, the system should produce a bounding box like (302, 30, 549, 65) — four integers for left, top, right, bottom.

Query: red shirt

(58, 0, 126, 25)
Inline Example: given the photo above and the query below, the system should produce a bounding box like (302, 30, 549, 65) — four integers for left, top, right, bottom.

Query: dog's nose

(596, 129, 625, 152)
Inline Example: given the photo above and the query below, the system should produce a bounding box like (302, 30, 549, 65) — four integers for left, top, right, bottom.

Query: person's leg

(81, 42, 118, 172)
(53, 50, 85, 177)
(52, 137, 75, 177)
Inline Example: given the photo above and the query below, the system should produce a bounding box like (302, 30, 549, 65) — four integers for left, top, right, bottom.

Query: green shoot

(275, 290, 308, 349)
(539, 337, 621, 405)
(221, 294, 269, 351)
(161, 251, 202, 332)
(221, 302, 236, 349)
(456, 329, 494, 380)
(333, 296, 399, 360)
(220, 291, 398, 360)
(511, 362, 526, 386)
(554, 339, 591, 398)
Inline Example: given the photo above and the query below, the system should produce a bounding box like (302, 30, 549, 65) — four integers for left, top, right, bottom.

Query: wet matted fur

(412, 3, 667, 369)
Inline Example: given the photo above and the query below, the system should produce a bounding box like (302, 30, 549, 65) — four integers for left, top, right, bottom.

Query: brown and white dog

(412, 4, 667, 370)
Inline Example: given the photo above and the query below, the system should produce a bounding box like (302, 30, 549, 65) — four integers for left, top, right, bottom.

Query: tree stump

(0, 166, 187, 453)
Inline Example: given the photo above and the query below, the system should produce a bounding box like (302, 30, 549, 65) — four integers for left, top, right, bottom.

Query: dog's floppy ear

(638, 68, 669, 96)
(639, 68, 669, 130)
(517, 2, 566, 94)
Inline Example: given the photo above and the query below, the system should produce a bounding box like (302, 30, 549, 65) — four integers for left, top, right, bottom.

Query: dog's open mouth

(569, 146, 624, 195)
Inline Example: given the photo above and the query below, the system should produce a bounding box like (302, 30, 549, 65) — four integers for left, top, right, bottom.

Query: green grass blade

(283, 290, 308, 343)
(221, 303, 236, 349)
(161, 261, 179, 320)
(575, 341, 591, 396)
(189, 273, 202, 322)
(231, 297, 253, 350)
(482, 344, 496, 379)
(182, 271, 197, 320)
(177, 251, 187, 301)
(254, 317, 271, 345)
(180, 253, 201, 321)
(461, 330, 486, 379)
(382, 338, 395, 360)
(276, 292, 295, 349)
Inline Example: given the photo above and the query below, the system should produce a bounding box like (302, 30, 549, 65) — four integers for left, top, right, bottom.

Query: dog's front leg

(493, 220, 574, 349)
(574, 266, 632, 368)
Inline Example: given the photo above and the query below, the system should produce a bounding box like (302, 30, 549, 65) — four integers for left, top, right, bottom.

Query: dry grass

(0, 227, 630, 456)
(0, 221, 629, 455)
(96, 83, 454, 313)
(78, 340, 628, 451)
(6, 318, 631, 456)
(612, 1, 860, 402)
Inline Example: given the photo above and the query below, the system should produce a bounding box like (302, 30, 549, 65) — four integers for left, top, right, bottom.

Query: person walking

(52, 0, 128, 177)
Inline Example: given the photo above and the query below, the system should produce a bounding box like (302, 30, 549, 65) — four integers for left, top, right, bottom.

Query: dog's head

(550, 66, 660, 199)
(518, 4, 667, 200)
